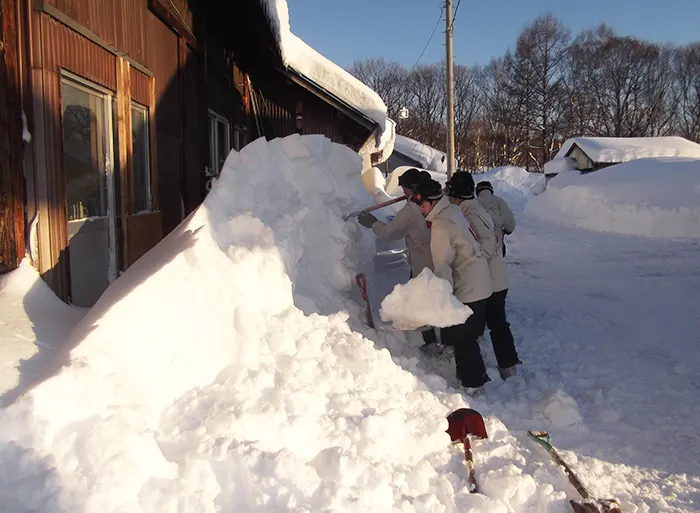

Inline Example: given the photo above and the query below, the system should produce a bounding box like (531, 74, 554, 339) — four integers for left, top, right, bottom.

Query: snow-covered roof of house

(555, 136, 700, 164)
(392, 135, 459, 173)
(257, 0, 395, 163)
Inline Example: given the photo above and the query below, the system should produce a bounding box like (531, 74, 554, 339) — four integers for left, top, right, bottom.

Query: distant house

(552, 136, 700, 172)
(380, 134, 456, 175)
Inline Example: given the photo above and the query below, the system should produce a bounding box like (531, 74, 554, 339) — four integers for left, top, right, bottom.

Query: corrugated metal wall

(130, 66, 150, 106)
(42, 15, 116, 90)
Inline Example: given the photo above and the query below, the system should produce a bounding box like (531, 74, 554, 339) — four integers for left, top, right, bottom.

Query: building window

(60, 73, 118, 305)
(206, 109, 231, 192)
(131, 101, 151, 213)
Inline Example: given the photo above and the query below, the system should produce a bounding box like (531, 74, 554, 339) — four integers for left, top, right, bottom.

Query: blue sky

(287, 0, 700, 68)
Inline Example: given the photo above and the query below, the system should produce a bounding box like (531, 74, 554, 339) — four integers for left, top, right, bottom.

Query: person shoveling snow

(412, 178, 494, 395)
(446, 172, 521, 380)
(355, 168, 439, 349)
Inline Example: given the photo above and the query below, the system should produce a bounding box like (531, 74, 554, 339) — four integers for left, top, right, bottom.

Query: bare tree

(673, 43, 700, 141)
(347, 58, 413, 120)
(510, 13, 571, 169)
(453, 64, 484, 167)
(404, 62, 446, 150)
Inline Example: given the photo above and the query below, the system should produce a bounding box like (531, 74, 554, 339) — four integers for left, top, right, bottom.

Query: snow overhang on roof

(555, 137, 700, 164)
(393, 134, 457, 173)
(257, 0, 396, 164)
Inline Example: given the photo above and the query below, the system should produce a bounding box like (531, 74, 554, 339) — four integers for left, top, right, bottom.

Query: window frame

(130, 100, 152, 213)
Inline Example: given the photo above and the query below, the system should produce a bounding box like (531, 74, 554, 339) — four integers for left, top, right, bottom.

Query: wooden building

(0, 0, 386, 306)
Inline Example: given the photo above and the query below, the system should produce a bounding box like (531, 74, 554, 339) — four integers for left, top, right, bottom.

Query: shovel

(342, 195, 408, 221)
(446, 408, 488, 493)
(528, 431, 622, 513)
(355, 273, 375, 328)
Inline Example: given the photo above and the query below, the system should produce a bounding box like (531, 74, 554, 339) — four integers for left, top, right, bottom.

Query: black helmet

(413, 178, 443, 202)
(475, 180, 494, 195)
(445, 171, 475, 199)
(398, 168, 424, 189)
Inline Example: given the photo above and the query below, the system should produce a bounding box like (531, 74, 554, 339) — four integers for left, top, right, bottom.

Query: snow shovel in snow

(341, 195, 408, 221)
(355, 273, 375, 329)
(527, 431, 622, 513)
(447, 408, 488, 493)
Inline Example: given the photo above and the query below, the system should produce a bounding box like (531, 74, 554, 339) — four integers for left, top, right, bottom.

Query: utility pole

(445, 0, 456, 178)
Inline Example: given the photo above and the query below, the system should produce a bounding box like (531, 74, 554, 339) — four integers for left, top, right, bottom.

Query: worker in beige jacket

(445, 172, 521, 379)
(357, 168, 437, 347)
(476, 181, 516, 257)
(412, 178, 493, 393)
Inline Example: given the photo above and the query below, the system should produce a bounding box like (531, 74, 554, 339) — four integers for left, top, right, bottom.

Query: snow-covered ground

(0, 141, 699, 512)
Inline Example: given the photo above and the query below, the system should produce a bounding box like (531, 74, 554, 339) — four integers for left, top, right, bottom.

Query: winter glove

(357, 212, 378, 228)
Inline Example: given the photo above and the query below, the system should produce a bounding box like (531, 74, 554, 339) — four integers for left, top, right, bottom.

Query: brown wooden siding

(148, 12, 179, 133)
(126, 211, 162, 266)
(130, 66, 150, 106)
(42, 14, 116, 91)
(181, 44, 202, 213)
(0, 0, 25, 272)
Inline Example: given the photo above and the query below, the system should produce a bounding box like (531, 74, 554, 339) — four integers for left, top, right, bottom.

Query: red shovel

(355, 273, 375, 329)
(446, 408, 489, 493)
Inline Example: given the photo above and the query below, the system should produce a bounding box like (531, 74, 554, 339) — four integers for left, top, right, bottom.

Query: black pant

(485, 289, 520, 368)
(441, 298, 489, 388)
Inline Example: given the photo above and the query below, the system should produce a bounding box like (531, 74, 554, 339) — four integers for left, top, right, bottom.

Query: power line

(450, 0, 463, 30)
(412, 7, 444, 69)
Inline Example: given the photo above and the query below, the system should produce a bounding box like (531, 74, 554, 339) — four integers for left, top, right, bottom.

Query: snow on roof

(555, 136, 700, 164)
(257, 0, 395, 162)
(393, 135, 453, 173)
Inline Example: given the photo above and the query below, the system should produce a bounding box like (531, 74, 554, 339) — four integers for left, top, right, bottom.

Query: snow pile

(0, 135, 509, 513)
(380, 268, 473, 330)
(543, 156, 575, 176)
(555, 136, 700, 164)
(532, 391, 584, 429)
(0, 260, 86, 400)
(393, 134, 456, 173)
(527, 157, 700, 239)
(258, 0, 394, 162)
(479, 166, 546, 211)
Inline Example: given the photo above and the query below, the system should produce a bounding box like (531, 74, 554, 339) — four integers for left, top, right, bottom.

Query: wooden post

(0, 0, 26, 273)
(116, 56, 132, 270)
(148, 74, 158, 211)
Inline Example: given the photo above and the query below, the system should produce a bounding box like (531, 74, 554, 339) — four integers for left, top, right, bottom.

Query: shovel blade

(446, 408, 488, 442)
(570, 499, 622, 513)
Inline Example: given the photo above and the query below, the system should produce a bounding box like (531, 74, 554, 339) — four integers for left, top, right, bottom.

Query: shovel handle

(528, 431, 591, 499)
(344, 195, 408, 220)
(461, 437, 479, 493)
(356, 273, 368, 301)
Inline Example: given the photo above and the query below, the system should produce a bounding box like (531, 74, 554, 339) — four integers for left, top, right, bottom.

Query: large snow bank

(380, 268, 473, 330)
(258, 0, 394, 162)
(0, 135, 513, 512)
(393, 134, 456, 173)
(0, 261, 85, 399)
(555, 136, 700, 164)
(478, 166, 546, 212)
(527, 157, 700, 239)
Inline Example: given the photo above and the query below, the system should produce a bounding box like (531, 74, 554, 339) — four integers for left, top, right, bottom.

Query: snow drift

(478, 167, 546, 212)
(0, 135, 525, 513)
(380, 268, 473, 330)
(528, 157, 700, 239)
